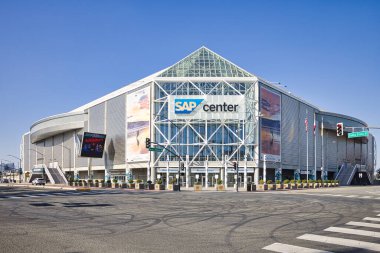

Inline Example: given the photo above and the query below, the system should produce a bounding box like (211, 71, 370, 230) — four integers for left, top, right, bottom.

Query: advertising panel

(260, 86, 281, 162)
(126, 87, 150, 162)
(168, 95, 245, 120)
(80, 132, 106, 158)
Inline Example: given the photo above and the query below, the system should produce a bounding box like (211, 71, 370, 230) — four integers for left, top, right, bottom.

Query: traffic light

(180, 162, 185, 173)
(145, 138, 151, 149)
(233, 161, 238, 170)
(336, 123, 344, 136)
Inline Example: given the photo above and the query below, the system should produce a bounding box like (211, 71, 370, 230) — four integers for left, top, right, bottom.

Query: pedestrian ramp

(335, 163, 356, 186)
(263, 212, 380, 252)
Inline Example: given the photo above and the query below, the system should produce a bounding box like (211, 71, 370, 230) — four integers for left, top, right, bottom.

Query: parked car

(32, 178, 46, 185)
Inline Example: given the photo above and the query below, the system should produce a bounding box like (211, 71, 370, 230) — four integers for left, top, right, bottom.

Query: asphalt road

(1, 185, 380, 253)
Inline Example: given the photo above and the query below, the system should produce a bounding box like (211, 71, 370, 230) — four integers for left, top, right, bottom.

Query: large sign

(168, 95, 245, 120)
(80, 132, 106, 158)
(127, 87, 150, 162)
(260, 87, 281, 162)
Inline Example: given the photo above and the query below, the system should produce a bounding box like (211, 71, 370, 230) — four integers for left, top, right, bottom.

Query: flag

(313, 114, 316, 136)
(305, 117, 308, 132)
(321, 117, 324, 136)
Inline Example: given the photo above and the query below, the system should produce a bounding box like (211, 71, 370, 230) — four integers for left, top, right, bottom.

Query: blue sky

(0, 0, 379, 168)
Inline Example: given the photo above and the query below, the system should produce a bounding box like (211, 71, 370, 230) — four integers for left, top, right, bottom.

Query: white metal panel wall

(23, 134, 30, 171)
(327, 131, 337, 170)
(75, 129, 88, 168)
(30, 143, 36, 167)
(44, 137, 53, 164)
(36, 141, 44, 164)
(53, 134, 63, 168)
(281, 95, 299, 169)
(368, 135, 374, 169)
(355, 140, 362, 161)
(315, 118, 322, 168)
(337, 136, 346, 165)
(346, 138, 354, 163)
(105, 94, 126, 165)
(89, 103, 105, 167)
(63, 131, 74, 169)
(299, 104, 315, 170)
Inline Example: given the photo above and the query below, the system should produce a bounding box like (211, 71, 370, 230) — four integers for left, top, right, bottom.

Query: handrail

(335, 163, 345, 180)
(347, 164, 358, 185)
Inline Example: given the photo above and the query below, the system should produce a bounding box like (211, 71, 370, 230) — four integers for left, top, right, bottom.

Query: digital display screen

(80, 132, 106, 158)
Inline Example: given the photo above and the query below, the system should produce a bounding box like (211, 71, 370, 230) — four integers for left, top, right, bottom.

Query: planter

(251, 184, 257, 191)
(276, 184, 284, 190)
(336, 183, 339, 187)
(94, 182, 99, 187)
(167, 184, 180, 191)
(146, 184, 155, 190)
(268, 184, 276, 190)
(291, 183, 298, 190)
(112, 183, 119, 188)
(246, 183, 252, 191)
(327, 183, 332, 187)
(297, 183, 303, 189)
(135, 183, 144, 190)
(283, 183, 291, 189)
(313, 183, 319, 188)
(120, 183, 127, 188)
(216, 184, 225, 191)
(155, 184, 165, 190)
(258, 184, 268, 191)
(98, 183, 105, 188)
(194, 185, 202, 192)
(128, 183, 135, 189)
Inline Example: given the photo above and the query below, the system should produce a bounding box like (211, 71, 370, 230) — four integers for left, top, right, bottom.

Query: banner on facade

(126, 87, 150, 162)
(260, 86, 281, 162)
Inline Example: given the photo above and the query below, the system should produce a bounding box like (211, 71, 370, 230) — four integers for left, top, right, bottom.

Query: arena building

(20, 47, 376, 188)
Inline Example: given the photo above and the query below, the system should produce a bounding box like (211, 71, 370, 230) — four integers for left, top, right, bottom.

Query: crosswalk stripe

(298, 234, 380, 251)
(359, 196, 372, 199)
(345, 195, 358, 198)
(263, 242, 332, 253)
(364, 217, 380, 222)
(23, 195, 38, 197)
(325, 226, 380, 238)
(376, 197, 380, 200)
(8, 196, 22, 199)
(347, 221, 380, 229)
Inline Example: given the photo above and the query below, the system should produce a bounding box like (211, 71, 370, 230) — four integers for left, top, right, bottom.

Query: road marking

(376, 197, 380, 200)
(298, 234, 380, 251)
(359, 196, 372, 199)
(347, 221, 380, 229)
(8, 196, 22, 199)
(345, 195, 358, 198)
(325, 226, 380, 238)
(331, 194, 343, 197)
(364, 217, 380, 222)
(23, 195, 38, 197)
(263, 242, 332, 253)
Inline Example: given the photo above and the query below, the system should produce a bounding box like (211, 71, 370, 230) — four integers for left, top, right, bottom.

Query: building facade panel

(53, 134, 63, 168)
(281, 94, 299, 168)
(105, 94, 126, 165)
(63, 131, 74, 169)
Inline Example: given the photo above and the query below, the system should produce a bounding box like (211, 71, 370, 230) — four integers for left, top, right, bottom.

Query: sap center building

(20, 47, 377, 188)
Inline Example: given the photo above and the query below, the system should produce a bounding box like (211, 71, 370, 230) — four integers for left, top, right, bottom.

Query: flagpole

(321, 116, 324, 180)
(306, 109, 309, 183)
(314, 113, 317, 180)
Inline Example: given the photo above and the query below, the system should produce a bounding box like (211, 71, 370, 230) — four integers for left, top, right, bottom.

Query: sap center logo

(174, 98, 204, 114)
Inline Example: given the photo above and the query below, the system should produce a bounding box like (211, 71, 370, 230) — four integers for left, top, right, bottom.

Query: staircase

(46, 162, 68, 185)
(335, 163, 357, 186)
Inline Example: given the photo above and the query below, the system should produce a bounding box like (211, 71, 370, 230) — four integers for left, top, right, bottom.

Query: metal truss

(152, 79, 259, 167)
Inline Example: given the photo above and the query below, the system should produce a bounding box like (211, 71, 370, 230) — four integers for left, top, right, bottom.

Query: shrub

(297, 180, 301, 184)
(267, 180, 272, 184)
(259, 179, 265, 185)
(128, 179, 134, 184)
(136, 179, 142, 183)
(156, 179, 162, 184)
(100, 179, 104, 183)
(284, 179, 290, 184)
(95, 179, 99, 183)
(112, 178, 117, 183)
(195, 181, 201, 185)
(217, 179, 223, 185)
(169, 178, 176, 184)
(317, 179, 322, 183)
(290, 179, 295, 183)
(275, 180, 281, 184)
(88, 179, 93, 183)
(106, 179, 111, 184)
(147, 180, 152, 184)
(302, 179, 307, 184)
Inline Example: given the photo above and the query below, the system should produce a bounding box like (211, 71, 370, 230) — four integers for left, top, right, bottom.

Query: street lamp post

(29, 148, 45, 180)
(154, 114, 182, 191)
(8, 155, 21, 183)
